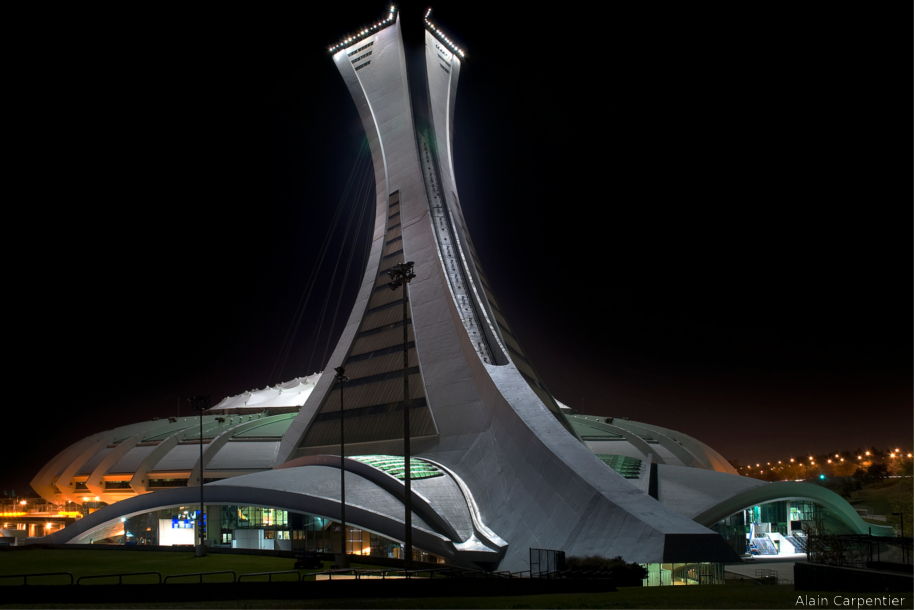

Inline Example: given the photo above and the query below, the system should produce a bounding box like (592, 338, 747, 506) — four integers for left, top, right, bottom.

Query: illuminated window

(596, 454, 643, 479)
(351, 455, 444, 480)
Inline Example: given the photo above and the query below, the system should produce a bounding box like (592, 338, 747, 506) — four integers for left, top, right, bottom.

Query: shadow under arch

(35, 484, 458, 560)
(693, 481, 895, 536)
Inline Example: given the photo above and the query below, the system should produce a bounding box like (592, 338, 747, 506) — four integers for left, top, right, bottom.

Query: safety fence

(0, 566, 534, 586)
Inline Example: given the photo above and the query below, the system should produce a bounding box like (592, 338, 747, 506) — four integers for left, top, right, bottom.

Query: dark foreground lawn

(0, 550, 911, 609)
(0, 549, 298, 582)
(1, 586, 912, 609)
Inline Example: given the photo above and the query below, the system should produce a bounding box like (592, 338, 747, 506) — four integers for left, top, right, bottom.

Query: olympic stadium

(28, 6, 890, 582)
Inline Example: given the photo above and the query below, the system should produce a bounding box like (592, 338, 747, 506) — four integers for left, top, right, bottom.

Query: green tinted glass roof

(232, 413, 297, 438)
(351, 455, 443, 480)
(596, 454, 643, 479)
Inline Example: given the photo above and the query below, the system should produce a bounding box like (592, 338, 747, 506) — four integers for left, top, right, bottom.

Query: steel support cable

(304, 155, 374, 371)
(317, 161, 375, 365)
(276, 148, 371, 380)
(267, 141, 370, 384)
(317, 154, 376, 364)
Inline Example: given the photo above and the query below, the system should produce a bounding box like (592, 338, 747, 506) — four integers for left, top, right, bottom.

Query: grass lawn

(0, 585, 911, 609)
(0, 549, 370, 584)
(849, 477, 913, 537)
(0, 550, 911, 609)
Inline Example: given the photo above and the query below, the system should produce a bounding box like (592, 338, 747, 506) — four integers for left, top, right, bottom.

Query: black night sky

(5, 2, 911, 493)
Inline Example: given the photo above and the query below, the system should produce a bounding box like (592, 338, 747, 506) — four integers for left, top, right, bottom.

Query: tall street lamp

(891, 512, 904, 538)
(891, 512, 906, 564)
(334, 366, 349, 568)
(387, 260, 415, 566)
(191, 395, 208, 558)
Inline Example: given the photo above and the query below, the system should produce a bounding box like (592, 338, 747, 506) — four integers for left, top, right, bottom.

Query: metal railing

(77, 571, 163, 585)
(163, 570, 237, 584)
(237, 570, 303, 583)
(0, 565, 542, 586)
(0, 572, 74, 585)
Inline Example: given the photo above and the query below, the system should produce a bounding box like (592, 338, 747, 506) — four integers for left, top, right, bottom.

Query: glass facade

(112, 504, 443, 563)
(711, 499, 852, 557)
(641, 562, 724, 586)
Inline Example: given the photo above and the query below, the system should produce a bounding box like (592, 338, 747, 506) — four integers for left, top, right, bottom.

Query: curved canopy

(693, 480, 895, 536)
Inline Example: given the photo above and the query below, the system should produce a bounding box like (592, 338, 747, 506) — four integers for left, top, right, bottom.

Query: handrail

(0, 572, 74, 585)
(77, 571, 162, 585)
(163, 570, 237, 584)
(314, 568, 360, 581)
(237, 569, 302, 583)
(0, 564, 537, 586)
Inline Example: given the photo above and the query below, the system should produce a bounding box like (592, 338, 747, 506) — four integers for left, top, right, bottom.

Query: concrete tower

(276, 6, 735, 568)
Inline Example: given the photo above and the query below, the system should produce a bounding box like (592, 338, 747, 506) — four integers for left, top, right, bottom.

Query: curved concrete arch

(423, 458, 507, 552)
(585, 419, 667, 465)
(54, 433, 117, 501)
(86, 434, 142, 497)
(39, 484, 462, 564)
(610, 419, 704, 469)
(693, 481, 895, 536)
(129, 433, 184, 494)
(624, 420, 736, 474)
(188, 414, 293, 485)
(34, 418, 202, 502)
(284, 455, 466, 541)
(31, 433, 104, 502)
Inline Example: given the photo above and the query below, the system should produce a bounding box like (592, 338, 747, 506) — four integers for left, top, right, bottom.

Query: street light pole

(387, 261, 415, 567)
(334, 366, 349, 568)
(191, 396, 208, 558)
(891, 512, 904, 538)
